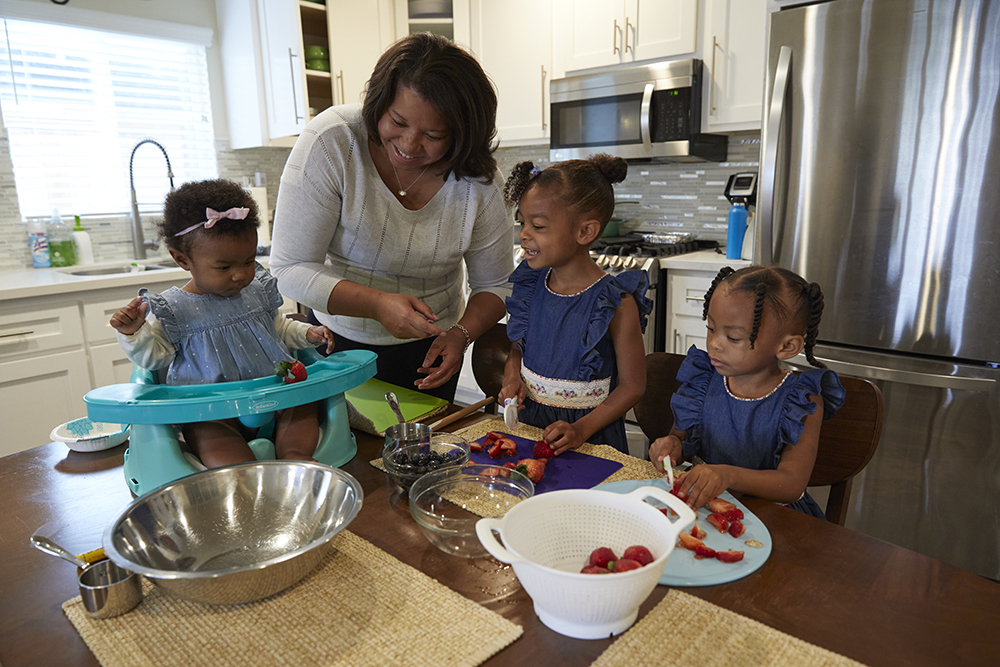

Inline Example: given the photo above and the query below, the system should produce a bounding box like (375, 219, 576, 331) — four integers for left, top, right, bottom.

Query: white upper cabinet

(396, 0, 470, 45)
(258, 0, 310, 139)
(553, 0, 697, 73)
(328, 0, 395, 107)
(469, 0, 552, 146)
(702, 0, 767, 131)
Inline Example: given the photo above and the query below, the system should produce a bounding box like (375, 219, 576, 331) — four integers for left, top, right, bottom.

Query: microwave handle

(640, 83, 653, 151)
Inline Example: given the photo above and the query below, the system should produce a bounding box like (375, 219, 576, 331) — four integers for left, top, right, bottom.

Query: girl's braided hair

(503, 153, 627, 231)
(703, 265, 827, 368)
(159, 179, 260, 255)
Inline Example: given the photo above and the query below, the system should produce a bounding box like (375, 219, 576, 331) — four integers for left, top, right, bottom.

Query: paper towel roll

(247, 186, 270, 242)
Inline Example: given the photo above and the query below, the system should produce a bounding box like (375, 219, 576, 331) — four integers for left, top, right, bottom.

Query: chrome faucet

(129, 139, 174, 259)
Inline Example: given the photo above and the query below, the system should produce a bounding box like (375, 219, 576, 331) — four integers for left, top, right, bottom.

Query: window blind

(0, 18, 217, 219)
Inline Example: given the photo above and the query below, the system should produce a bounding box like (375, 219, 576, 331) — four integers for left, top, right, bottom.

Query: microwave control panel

(651, 88, 693, 142)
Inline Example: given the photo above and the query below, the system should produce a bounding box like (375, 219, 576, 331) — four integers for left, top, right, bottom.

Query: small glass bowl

(382, 432, 470, 491)
(409, 463, 535, 558)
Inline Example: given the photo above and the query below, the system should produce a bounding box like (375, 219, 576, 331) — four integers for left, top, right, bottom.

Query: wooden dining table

(1, 408, 998, 667)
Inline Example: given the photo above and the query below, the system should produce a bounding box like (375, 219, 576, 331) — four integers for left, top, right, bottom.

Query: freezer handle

(758, 45, 792, 266)
(784, 357, 996, 392)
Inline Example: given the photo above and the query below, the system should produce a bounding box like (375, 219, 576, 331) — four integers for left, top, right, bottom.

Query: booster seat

(84, 348, 376, 496)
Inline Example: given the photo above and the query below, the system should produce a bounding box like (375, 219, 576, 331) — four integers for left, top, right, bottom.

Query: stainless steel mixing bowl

(103, 461, 363, 605)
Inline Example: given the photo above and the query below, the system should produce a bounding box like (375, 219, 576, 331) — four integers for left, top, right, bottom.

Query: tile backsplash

(0, 131, 759, 272)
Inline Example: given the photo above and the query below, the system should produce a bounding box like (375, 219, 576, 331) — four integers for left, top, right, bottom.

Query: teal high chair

(84, 348, 376, 496)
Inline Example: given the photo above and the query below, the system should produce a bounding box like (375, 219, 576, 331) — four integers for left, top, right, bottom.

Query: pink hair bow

(173, 207, 251, 236)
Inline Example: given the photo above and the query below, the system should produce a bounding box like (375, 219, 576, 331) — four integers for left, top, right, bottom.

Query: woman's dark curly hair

(362, 33, 498, 182)
(159, 179, 259, 255)
(702, 265, 827, 368)
(503, 153, 627, 233)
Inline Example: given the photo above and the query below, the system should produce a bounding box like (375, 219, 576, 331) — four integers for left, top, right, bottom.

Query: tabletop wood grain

(1, 410, 997, 667)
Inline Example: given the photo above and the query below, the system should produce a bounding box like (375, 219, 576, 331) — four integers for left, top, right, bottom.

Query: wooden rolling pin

(428, 396, 494, 431)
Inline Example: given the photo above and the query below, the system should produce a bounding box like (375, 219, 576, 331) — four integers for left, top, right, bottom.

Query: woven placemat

(63, 530, 521, 667)
(591, 589, 867, 667)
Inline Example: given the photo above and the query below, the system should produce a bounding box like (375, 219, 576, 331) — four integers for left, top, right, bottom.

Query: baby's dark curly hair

(159, 179, 260, 254)
(503, 153, 627, 233)
(702, 265, 827, 368)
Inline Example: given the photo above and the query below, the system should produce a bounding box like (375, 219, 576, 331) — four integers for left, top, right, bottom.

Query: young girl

(500, 155, 651, 455)
(649, 265, 846, 518)
(110, 179, 336, 469)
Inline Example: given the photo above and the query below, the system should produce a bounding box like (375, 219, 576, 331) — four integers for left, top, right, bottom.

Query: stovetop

(591, 238, 701, 258)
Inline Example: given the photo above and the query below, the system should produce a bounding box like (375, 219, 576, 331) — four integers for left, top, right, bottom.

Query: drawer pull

(684, 295, 705, 302)
(0, 330, 34, 338)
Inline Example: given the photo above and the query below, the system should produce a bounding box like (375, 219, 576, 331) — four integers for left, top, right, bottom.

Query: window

(0, 18, 217, 219)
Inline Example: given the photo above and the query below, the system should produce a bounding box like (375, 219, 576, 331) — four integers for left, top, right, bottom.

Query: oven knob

(597, 254, 609, 268)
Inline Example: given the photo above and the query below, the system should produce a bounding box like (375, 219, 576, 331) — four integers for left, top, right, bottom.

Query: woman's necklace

(724, 370, 793, 402)
(388, 157, 431, 197)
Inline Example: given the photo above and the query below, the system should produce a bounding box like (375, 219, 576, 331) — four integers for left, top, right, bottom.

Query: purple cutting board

(469, 432, 623, 493)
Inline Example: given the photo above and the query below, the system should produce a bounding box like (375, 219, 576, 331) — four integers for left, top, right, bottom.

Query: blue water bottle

(726, 202, 748, 260)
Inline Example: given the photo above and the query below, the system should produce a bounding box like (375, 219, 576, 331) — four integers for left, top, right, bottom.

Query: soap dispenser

(47, 209, 77, 267)
(72, 215, 95, 265)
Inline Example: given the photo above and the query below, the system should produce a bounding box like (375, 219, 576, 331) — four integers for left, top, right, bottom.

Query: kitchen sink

(58, 261, 179, 277)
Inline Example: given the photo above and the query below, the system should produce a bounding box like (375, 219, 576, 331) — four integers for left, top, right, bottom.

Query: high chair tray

(84, 350, 377, 425)
(595, 480, 772, 587)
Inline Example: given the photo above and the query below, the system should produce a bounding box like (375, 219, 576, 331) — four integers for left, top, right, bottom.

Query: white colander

(475, 485, 695, 639)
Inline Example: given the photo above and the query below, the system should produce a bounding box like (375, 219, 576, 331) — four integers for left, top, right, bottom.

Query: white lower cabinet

(665, 270, 715, 354)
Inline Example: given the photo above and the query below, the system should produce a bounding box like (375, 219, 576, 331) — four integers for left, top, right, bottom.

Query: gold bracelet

(451, 323, 471, 352)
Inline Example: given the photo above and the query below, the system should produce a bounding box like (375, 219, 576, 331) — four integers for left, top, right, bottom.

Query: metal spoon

(384, 392, 406, 425)
(30, 535, 89, 569)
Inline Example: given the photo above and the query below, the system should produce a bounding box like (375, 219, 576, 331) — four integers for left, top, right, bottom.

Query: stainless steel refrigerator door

(759, 0, 1000, 363)
(786, 346, 1000, 579)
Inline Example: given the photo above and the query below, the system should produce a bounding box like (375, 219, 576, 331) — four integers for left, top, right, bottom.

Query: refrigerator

(759, 0, 1000, 579)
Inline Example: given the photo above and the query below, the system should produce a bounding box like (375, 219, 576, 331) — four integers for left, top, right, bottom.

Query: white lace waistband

(522, 364, 610, 410)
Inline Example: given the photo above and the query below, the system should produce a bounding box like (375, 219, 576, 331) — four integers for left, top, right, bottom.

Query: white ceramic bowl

(50, 418, 129, 452)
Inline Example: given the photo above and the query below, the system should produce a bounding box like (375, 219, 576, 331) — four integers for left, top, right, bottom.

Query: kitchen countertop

(659, 248, 752, 272)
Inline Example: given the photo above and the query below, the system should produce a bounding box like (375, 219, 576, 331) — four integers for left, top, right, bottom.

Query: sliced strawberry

(470, 440, 483, 452)
(708, 497, 738, 514)
(503, 461, 517, 469)
(723, 508, 745, 522)
(670, 478, 686, 499)
(678, 531, 705, 552)
(498, 437, 517, 451)
(588, 547, 617, 568)
(580, 565, 612, 575)
(694, 544, 717, 560)
(622, 545, 654, 566)
(716, 549, 745, 563)
(485, 431, 504, 443)
(481, 466, 506, 477)
(658, 507, 677, 519)
(611, 558, 642, 572)
(707, 512, 730, 534)
(690, 524, 708, 540)
(487, 442, 505, 459)
(532, 440, 556, 459)
(728, 520, 746, 538)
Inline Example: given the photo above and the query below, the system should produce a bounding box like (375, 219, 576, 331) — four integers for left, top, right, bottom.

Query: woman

(270, 34, 513, 401)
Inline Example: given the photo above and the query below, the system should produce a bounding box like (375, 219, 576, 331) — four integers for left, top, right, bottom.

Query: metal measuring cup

(78, 559, 143, 619)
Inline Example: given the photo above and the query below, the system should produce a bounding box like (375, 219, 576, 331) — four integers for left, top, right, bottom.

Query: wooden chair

(471, 322, 510, 414)
(633, 352, 884, 525)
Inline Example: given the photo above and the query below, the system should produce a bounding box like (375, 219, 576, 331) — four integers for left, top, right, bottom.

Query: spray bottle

(28, 217, 50, 268)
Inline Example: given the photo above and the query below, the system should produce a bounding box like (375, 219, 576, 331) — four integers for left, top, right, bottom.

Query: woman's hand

(109, 297, 147, 336)
(676, 464, 732, 510)
(415, 327, 464, 390)
(649, 434, 683, 473)
(306, 325, 336, 354)
(541, 420, 587, 455)
(373, 292, 446, 340)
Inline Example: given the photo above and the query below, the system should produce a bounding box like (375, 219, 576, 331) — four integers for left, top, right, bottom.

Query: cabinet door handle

(674, 330, 680, 354)
(0, 330, 33, 339)
(710, 36, 720, 116)
(337, 70, 345, 106)
(613, 19, 620, 55)
(625, 16, 632, 53)
(288, 48, 304, 123)
(684, 295, 705, 302)
(540, 65, 547, 130)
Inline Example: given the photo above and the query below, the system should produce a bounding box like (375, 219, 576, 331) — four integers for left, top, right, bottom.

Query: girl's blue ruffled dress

(506, 262, 652, 453)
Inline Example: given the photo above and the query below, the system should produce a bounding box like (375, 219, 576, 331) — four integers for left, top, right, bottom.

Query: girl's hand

(374, 292, 446, 340)
(499, 376, 526, 407)
(649, 435, 683, 473)
(109, 297, 148, 335)
(415, 327, 464, 390)
(677, 464, 731, 510)
(306, 326, 336, 354)
(542, 420, 586, 455)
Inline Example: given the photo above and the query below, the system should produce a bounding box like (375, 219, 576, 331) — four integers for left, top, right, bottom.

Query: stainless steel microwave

(549, 59, 726, 163)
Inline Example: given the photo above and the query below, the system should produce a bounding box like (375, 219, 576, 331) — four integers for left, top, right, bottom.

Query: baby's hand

(649, 435, 683, 473)
(307, 325, 336, 354)
(542, 420, 585, 455)
(109, 297, 148, 336)
(676, 465, 729, 511)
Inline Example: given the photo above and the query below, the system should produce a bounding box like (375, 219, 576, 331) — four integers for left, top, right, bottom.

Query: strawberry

(581, 565, 612, 574)
(694, 544, 717, 560)
(532, 440, 556, 459)
(707, 512, 730, 533)
(708, 497, 738, 514)
(503, 461, 517, 469)
(274, 359, 307, 384)
(470, 441, 483, 452)
(658, 507, 676, 519)
(622, 545, 654, 566)
(669, 478, 686, 499)
(498, 437, 517, 451)
(691, 524, 708, 540)
(678, 531, 705, 552)
(485, 431, 504, 443)
(728, 520, 746, 538)
(481, 466, 509, 478)
(514, 458, 546, 484)
(723, 508, 744, 522)
(589, 547, 617, 568)
(715, 549, 745, 563)
(610, 558, 642, 572)
(487, 442, 505, 459)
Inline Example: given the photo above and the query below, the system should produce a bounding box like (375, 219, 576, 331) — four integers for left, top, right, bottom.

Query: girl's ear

(168, 246, 192, 270)
(577, 218, 602, 245)
(776, 333, 805, 361)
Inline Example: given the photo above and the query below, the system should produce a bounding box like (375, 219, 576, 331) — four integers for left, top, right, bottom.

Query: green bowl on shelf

(304, 45, 328, 60)
(306, 59, 331, 72)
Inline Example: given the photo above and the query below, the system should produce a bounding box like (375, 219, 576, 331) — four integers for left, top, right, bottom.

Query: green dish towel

(345, 378, 447, 435)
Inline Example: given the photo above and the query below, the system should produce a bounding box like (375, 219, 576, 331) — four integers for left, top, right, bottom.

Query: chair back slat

(471, 323, 510, 414)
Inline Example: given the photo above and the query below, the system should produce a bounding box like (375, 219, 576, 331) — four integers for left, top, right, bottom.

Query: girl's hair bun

(588, 153, 628, 185)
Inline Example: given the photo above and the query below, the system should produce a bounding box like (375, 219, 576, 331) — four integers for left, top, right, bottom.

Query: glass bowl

(382, 432, 470, 491)
(409, 463, 535, 558)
